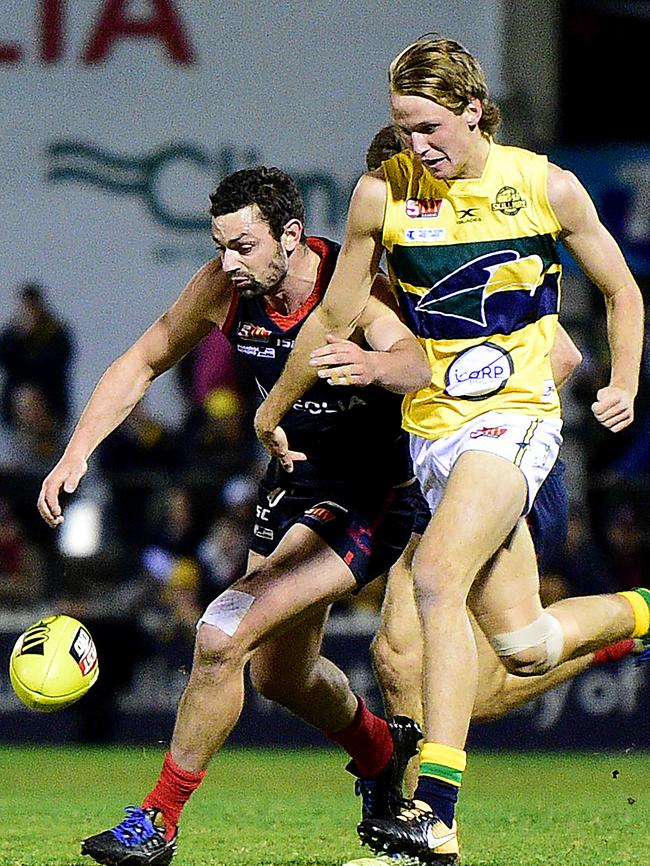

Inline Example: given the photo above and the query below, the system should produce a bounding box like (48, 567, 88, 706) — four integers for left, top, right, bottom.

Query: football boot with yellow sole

(358, 799, 459, 865)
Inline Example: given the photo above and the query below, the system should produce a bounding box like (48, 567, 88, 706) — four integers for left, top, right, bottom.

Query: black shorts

(412, 487, 430, 535)
(527, 456, 569, 573)
(250, 473, 421, 589)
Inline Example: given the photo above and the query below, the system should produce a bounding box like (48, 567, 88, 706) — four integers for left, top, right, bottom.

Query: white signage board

(1, 0, 503, 421)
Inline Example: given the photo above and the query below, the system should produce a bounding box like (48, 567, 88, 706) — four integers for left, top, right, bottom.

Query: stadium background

(1, 0, 649, 751)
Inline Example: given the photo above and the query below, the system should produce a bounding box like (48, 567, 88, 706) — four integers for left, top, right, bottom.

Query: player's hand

(591, 385, 635, 432)
(310, 334, 378, 387)
(254, 411, 306, 473)
(37, 453, 88, 527)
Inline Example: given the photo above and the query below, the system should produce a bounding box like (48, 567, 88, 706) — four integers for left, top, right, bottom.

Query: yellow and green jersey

(382, 142, 563, 440)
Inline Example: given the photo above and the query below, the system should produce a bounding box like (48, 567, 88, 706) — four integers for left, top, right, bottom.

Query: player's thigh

(413, 450, 528, 588)
(469, 517, 544, 637)
(201, 523, 356, 652)
(250, 602, 330, 689)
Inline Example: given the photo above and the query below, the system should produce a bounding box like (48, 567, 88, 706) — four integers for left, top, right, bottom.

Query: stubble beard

(236, 244, 289, 300)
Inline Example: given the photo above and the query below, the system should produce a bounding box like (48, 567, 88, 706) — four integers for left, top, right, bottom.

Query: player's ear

(463, 98, 482, 131)
(282, 219, 303, 252)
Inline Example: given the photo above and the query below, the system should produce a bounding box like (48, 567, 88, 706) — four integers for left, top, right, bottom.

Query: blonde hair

(389, 36, 501, 136)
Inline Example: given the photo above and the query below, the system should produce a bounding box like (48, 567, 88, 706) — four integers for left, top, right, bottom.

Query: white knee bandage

(490, 612, 564, 674)
(199, 589, 255, 636)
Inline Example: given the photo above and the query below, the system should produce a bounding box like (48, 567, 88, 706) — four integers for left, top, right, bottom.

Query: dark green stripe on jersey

(389, 233, 560, 290)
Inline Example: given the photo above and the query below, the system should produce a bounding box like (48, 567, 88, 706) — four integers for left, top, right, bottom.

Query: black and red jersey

(222, 236, 411, 490)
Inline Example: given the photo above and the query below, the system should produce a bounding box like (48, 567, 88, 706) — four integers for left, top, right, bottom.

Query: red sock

(142, 751, 206, 840)
(593, 638, 635, 666)
(326, 696, 393, 778)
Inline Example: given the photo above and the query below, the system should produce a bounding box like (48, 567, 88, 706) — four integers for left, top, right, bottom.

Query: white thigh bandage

(490, 612, 564, 673)
(199, 589, 255, 636)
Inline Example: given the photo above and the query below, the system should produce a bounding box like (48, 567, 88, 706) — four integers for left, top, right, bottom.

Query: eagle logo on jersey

(415, 250, 544, 327)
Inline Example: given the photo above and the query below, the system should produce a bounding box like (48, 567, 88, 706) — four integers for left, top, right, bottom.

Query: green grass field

(0, 745, 648, 866)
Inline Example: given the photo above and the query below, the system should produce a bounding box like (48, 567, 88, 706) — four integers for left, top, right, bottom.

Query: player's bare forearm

(255, 252, 376, 432)
(311, 334, 430, 394)
(589, 285, 644, 432)
(373, 338, 431, 392)
(256, 173, 385, 457)
(254, 308, 328, 439)
(58, 295, 213, 465)
(38, 263, 223, 526)
(66, 351, 155, 461)
(37, 349, 156, 527)
(604, 284, 644, 396)
(549, 164, 644, 430)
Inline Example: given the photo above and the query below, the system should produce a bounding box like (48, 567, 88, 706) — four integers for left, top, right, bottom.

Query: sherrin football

(9, 615, 99, 712)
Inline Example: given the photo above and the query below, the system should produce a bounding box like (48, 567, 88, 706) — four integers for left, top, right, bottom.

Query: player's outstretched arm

(254, 173, 386, 465)
(548, 164, 644, 431)
(38, 260, 230, 527)
(310, 291, 430, 393)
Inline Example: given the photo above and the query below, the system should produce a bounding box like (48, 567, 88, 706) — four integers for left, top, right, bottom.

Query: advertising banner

(1, 0, 502, 422)
(2, 627, 649, 749)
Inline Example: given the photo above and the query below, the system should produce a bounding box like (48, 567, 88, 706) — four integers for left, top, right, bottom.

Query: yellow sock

(619, 588, 650, 639)
(419, 742, 466, 788)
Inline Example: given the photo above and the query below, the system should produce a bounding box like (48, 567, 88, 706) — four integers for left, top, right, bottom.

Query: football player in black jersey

(39, 166, 431, 865)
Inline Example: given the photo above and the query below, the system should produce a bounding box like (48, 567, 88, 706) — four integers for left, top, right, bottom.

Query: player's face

(391, 93, 484, 180)
(211, 205, 289, 298)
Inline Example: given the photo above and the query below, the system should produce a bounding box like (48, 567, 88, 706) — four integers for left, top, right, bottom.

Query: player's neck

(455, 134, 491, 179)
(265, 244, 320, 315)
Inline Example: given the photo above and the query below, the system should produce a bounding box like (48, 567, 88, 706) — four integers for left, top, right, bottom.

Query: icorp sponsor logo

(445, 342, 514, 400)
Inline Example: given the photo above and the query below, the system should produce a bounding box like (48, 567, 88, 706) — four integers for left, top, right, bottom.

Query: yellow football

(9, 615, 99, 712)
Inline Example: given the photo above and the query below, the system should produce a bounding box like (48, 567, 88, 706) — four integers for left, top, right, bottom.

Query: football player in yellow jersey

(254, 36, 646, 864)
(360, 122, 642, 793)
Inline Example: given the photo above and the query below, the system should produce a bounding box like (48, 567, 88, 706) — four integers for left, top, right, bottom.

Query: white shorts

(409, 411, 563, 517)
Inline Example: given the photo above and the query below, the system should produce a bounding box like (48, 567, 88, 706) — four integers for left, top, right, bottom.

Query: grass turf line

(0, 746, 649, 866)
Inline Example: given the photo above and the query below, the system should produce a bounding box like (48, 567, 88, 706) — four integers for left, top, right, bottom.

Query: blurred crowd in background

(1, 272, 649, 740)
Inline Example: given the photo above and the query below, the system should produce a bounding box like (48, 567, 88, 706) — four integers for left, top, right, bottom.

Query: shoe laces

(396, 799, 432, 823)
(110, 806, 159, 847)
(355, 776, 383, 811)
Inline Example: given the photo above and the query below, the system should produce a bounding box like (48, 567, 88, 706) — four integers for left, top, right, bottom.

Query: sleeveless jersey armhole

(536, 155, 563, 238)
(221, 289, 239, 337)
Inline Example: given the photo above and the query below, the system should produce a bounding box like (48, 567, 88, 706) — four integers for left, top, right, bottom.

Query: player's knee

(192, 589, 254, 675)
(193, 622, 240, 670)
(489, 612, 564, 676)
(413, 572, 467, 613)
(412, 543, 473, 606)
(195, 586, 256, 655)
